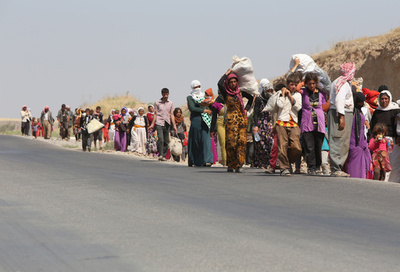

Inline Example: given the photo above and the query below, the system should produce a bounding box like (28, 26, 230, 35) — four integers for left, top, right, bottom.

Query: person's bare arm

(149, 111, 157, 129)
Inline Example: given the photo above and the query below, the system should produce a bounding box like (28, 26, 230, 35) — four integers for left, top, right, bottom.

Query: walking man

(149, 88, 178, 161)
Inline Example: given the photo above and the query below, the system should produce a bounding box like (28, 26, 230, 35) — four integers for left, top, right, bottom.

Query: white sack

(231, 55, 259, 95)
(289, 54, 331, 93)
(87, 118, 104, 134)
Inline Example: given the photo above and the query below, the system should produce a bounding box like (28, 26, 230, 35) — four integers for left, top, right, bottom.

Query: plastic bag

(290, 54, 331, 93)
(169, 136, 182, 156)
(231, 56, 259, 94)
(87, 118, 104, 134)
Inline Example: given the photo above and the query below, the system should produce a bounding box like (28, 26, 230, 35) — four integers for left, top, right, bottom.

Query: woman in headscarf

(211, 95, 226, 166)
(126, 108, 135, 149)
(73, 108, 82, 141)
(187, 80, 213, 167)
(114, 107, 128, 152)
(129, 107, 148, 154)
(107, 109, 116, 141)
(252, 78, 274, 169)
(20, 105, 32, 136)
(218, 68, 254, 173)
(171, 107, 186, 162)
(370, 90, 400, 182)
(346, 92, 371, 178)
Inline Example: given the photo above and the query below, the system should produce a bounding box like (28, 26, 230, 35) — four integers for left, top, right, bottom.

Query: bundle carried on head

(289, 54, 331, 93)
(231, 55, 259, 95)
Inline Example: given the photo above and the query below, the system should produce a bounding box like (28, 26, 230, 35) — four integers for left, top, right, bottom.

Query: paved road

(0, 135, 400, 271)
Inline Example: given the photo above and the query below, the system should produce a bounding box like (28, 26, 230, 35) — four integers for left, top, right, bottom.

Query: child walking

(368, 123, 392, 180)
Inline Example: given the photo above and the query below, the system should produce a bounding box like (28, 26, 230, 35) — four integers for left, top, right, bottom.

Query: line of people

(183, 62, 400, 183)
(19, 60, 400, 182)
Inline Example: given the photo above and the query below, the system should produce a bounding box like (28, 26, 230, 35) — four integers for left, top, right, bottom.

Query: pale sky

(1, 0, 400, 118)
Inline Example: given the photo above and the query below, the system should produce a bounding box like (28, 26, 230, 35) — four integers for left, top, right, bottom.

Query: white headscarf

(260, 78, 273, 91)
(190, 80, 204, 100)
(137, 107, 145, 116)
(377, 90, 400, 111)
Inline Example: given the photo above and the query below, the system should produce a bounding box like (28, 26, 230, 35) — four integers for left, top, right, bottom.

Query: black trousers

(302, 130, 324, 171)
(156, 123, 170, 157)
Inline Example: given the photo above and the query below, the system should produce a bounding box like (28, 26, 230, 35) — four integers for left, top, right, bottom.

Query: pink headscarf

(335, 63, 356, 94)
(44, 106, 49, 111)
(224, 73, 245, 114)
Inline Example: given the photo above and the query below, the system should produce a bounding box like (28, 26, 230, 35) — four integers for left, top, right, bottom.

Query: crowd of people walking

(20, 55, 400, 183)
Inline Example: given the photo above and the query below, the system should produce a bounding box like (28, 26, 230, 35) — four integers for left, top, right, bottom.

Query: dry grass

(82, 94, 152, 117)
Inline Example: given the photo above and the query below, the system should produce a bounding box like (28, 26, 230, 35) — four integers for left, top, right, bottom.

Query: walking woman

(300, 72, 326, 175)
(187, 80, 213, 167)
(211, 95, 227, 166)
(114, 107, 128, 152)
(171, 107, 186, 162)
(20, 105, 32, 136)
(370, 90, 400, 182)
(218, 69, 253, 173)
(252, 78, 274, 169)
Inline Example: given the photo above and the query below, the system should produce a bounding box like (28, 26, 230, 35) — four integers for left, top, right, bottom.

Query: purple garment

(301, 88, 326, 134)
(114, 130, 127, 151)
(212, 102, 224, 114)
(347, 113, 371, 178)
(211, 134, 218, 163)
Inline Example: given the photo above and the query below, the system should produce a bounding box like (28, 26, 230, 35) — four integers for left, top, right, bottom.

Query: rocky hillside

(275, 27, 400, 100)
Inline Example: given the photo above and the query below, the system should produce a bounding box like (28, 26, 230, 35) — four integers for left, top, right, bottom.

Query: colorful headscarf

(335, 63, 356, 94)
(224, 73, 245, 114)
(121, 107, 128, 116)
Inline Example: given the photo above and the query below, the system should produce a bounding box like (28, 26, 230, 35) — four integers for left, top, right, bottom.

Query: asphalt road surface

(1, 135, 400, 272)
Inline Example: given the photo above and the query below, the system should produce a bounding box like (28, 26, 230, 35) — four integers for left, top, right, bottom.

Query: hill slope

(83, 95, 150, 117)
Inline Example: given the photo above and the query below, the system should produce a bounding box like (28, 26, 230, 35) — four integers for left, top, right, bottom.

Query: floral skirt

(371, 150, 391, 172)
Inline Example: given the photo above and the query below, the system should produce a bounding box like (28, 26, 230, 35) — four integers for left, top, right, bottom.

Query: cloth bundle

(87, 118, 104, 134)
(231, 55, 259, 95)
(169, 136, 182, 156)
(289, 54, 331, 93)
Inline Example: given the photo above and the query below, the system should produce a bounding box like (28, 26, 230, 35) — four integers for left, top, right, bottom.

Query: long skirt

(131, 127, 147, 154)
(225, 95, 247, 170)
(114, 130, 126, 151)
(188, 115, 213, 167)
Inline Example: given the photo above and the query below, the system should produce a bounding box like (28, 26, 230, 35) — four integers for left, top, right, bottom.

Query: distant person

(369, 123, 392, 180)
(66, 105, 74, 140)
(73, 108, 82, 141)
(171, 107, 186, 162)
(107, 109, 116, 141)
(187, 80, 213, 167)
(31, 118, 39, 139)
(114, 107, 128, 152)
(92, 106, 104, 150)
(20, 105, 32, 136)
(347, 92, 371, 179)
(149, 88, 178, 161)
(218, 69, 254, 173)
(211, 95, 226, 166)
(252, 78, 274, 169)
(370, 90, 400, 182)
(129, 107, 148, 154)
(80, 108, 93, 152)
(57, 104, 70, 140)
(103, 119, 110, 143)
(40, 106, 54, 139)
(327, 63, 356, 177)
(147, 104, 155, 125)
